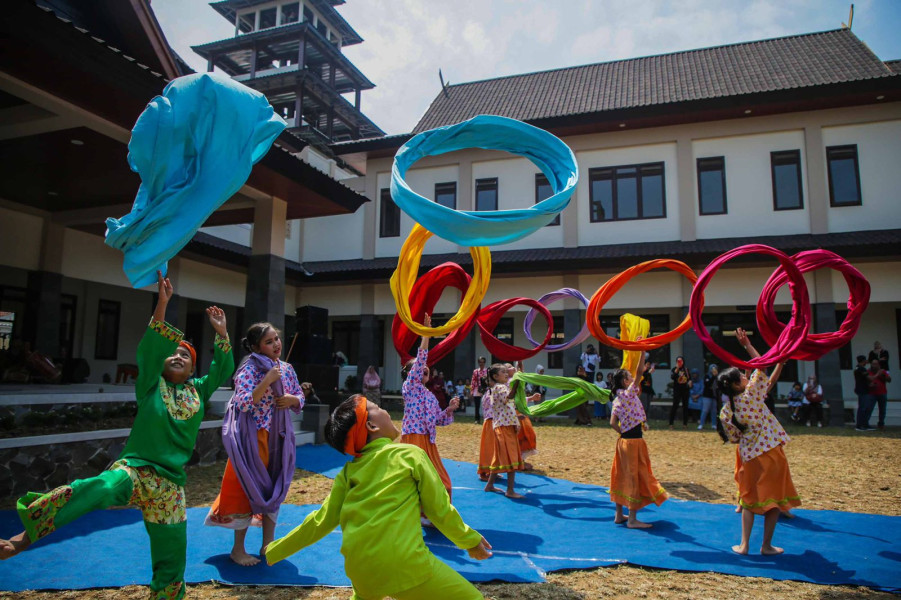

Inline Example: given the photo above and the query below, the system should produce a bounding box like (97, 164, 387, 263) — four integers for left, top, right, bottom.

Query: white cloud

(152, 0, 901, 135)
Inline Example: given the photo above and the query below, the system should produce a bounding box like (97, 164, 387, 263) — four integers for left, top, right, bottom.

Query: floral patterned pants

(16, 460, 187, 600)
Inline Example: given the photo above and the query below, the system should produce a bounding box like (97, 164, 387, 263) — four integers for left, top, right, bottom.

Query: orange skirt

(488, 425, 523, 474)
(401, 433, 452, 500)
(736, 445, 801, 515)
(477, 418, 495, 477)
(207, 428, 270, 528)
(609, 438, 668, 510)
(517, 413, 537, 458)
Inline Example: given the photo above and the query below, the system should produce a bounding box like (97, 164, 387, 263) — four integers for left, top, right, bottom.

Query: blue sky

(153, 0, 901, 135)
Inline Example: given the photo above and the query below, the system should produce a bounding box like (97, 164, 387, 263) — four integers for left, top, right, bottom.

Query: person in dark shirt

(853, 355, 875, 431)
(868, 341, 889, 371)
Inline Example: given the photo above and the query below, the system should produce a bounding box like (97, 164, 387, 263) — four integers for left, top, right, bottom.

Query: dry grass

(3, 417, 899, 600)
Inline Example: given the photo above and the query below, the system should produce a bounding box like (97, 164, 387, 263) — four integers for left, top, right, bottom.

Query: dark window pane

(490, 318, 514, 365)
(237, 12, 254, 33)
(641, 171, 665, 217)
(535, 173, 559, 226)
(281, 3, 299, 24)
(435, 182, 456, 209)
(302, 6, 314, 22)
(771, 151, 803, 210)
(827, 146, 861, 206)
(95, 300, 120, 360)
(317, 20, 327, 36)
(590, 176, 613, 222)
(475, 178, 498, 211)
(379, 188, 400, 237)
(259, 7, 277, 29)
(616, 175, 638, 219)
(698, 157, 726, 215)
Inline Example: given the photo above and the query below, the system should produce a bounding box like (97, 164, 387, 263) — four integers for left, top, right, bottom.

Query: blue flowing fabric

(391, 115, 578, 246)
(105, 73, 286, 288)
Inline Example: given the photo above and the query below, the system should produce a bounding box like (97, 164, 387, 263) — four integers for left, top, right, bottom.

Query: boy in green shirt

(0, 271, 234, 600)
(266, 394, 492, 599)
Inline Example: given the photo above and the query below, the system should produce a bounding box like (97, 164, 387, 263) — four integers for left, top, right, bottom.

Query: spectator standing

(867, 358, 892, 431)
(854, 355, 875, 431)
(801, 375, 825, 428)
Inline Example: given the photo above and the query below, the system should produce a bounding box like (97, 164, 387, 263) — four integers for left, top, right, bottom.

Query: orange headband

(178, 341, 197, 368)
(343, 397, 370, 457)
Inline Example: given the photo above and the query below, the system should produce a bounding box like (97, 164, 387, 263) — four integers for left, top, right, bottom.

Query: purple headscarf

(221, 352, 295, 514)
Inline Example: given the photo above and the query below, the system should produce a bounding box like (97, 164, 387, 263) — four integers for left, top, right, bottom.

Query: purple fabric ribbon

(221, 353, 296, 515)
(523, 288, 591, 351)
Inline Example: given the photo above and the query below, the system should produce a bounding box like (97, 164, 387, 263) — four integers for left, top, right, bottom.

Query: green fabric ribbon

(510, 373, 610, 417)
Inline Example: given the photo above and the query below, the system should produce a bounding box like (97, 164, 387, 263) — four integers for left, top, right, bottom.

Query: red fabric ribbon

(757, 249, 870, 361)
(391, 262, 480, 366)
(478, 298, 553, 362)
(690, 244, 811, 369)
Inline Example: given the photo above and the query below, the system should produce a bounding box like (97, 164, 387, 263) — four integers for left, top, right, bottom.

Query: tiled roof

(415, 29, 898, 133)
(290, 228, 901, 283)
(886, 60, 901, 74)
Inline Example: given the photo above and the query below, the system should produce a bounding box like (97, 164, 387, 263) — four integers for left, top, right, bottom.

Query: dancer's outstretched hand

(468, 536, 493, 560)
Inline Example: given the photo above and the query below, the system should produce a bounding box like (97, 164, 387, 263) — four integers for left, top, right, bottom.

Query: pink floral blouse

(401, 348, 454, 443)
(488, 384, 518, 429)
(611, 385, 647, 433)
(720, 369, 791, 463)
(233, 360, 303, 431)
(481, 393, 494, 420)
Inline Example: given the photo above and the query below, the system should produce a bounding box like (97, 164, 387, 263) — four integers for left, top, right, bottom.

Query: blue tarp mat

(0, 444, 898, 592)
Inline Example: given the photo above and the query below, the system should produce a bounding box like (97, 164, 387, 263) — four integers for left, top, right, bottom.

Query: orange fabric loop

(587, 259, 700, 350)
(343, 396, 370, 457)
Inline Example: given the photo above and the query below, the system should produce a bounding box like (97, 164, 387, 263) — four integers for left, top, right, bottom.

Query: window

(379, 188, 400, 238)
(302, 5, 314, 22)
(316, 20, 328, 37)
(434, 182, 457, 209)
(547, 316, 565, 368)
(589, 162, 666, 222)
(259, 7, 277, 29)
(281, 2, 300, 24)
(535, 173, 560, 226)
(826, 145, 862, 207)
(332, 319, 385, 367)
(60, 294, 76, 360)
(0, 285, 26, 351)
(489, 318, 514, 365)
(697, 156, 727, 215)
(95, 300, 120, 360)
(699, 312, 798, 383)
(475, 178, 498, 211)
(770, 150, 803, 210)
(237, 12, 255, 33)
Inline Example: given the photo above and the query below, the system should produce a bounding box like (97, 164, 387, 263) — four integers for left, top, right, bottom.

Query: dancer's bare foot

(230, 549, 261, 566)
(627, 519, 652, 529)
(781, 510, 795, 519)
(478, 475, 489, 482)
(484, 484, 501, 493)
(523, 462, 534, 471)
(731, 544, 749, 555)
(505, 491, 525, 499)
(734, 505, 742, 513)
(614, 517, 628, 524)
(761, 545, 784, 555)
(0, 532, 31, 559)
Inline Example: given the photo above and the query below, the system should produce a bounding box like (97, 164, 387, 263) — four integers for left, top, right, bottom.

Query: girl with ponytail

(718, 327, 799, 556)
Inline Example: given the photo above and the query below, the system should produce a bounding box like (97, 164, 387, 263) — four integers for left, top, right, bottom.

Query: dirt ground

(2, 417, 899, 600)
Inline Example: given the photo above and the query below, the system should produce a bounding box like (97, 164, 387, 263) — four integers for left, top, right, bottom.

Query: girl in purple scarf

(205, 323, 303, 566)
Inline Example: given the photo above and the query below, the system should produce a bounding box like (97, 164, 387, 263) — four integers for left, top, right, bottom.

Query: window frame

(535, 173, 560, 226)
(770, 150, 804, 211)
(474, 177, 498, 211)
(434, 181, 457, 209)
(588, 162, 667, 223)
(826, 144, 862, 207)
(547, 316, 565, 368)
(696, 156, 728, 216)
(489, 317, 514, 365)
(379, 188, 400, 238)
(94, 299, 121, 360)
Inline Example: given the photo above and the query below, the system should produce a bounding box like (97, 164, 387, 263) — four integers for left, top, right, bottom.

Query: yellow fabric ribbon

(390, 223, 491, 337)
(619, 313, 649, 378)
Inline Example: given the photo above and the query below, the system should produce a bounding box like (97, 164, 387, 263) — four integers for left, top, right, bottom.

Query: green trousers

(17, 463, 187, 600)
(350, 556, 483, 600)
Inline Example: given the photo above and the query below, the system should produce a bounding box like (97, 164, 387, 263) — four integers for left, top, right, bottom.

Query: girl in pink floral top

(608, 345, 668, 528)
(717, 327, 799, 556)
(400, 314, 460, 510)
(207, 323, 303, 566)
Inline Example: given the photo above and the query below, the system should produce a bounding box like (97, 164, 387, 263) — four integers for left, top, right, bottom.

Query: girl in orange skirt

(508, 362, 538, 469)
(718, 327, 800, 555)
(476, 400, 495, 481)
(399, 314, 460, 519)
(484, 364, 540, 498)
(609, 347, 668, 528)
(206, 323, 304, 566)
